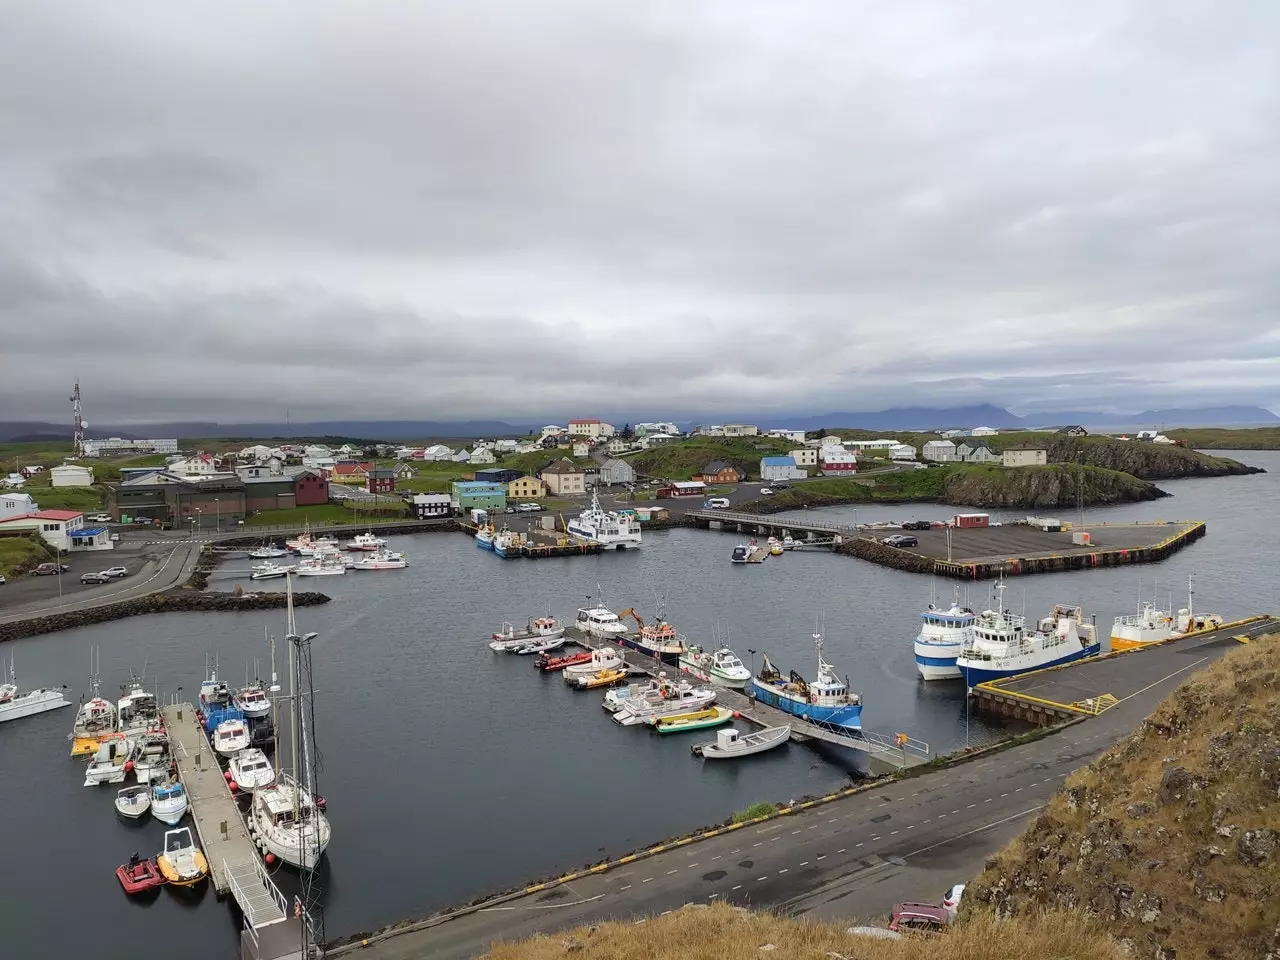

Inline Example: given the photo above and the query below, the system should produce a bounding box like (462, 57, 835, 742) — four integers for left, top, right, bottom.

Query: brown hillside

(968, 635, 1280, 960)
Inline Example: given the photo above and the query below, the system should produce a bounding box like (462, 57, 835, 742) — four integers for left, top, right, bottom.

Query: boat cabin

(576, 607, 622, 629)
(921, 607, 976, 627)
(75, 697, 116, 735)
(153, 782, 185, 802)
(257, 785, 319, 828)
(164, 827, 195, 854)
(236, 688, 269, 710)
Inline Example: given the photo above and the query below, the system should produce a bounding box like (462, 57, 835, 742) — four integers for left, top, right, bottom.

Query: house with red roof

(0, 509, 105, 551)
(330, 460, 374, 484)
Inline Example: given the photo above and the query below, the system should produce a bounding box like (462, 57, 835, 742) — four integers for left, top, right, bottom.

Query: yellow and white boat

(1110, 575, 1222, 652)
(156, 827, 209, 887)
(572, 668, 629, 690)
(650, 706, 735, 734)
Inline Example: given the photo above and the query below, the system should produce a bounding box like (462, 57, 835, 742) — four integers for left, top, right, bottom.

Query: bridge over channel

(684, 509, 861, 540)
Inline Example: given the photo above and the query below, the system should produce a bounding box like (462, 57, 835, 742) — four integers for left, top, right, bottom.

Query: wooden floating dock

(460, 522, 605, 558)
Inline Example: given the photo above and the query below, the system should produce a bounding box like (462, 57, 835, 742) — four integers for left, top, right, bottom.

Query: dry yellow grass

(481, 902, 1125, 960)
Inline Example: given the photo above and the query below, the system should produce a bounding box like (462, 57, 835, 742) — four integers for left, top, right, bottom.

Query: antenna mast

(70, 380, 86, 456)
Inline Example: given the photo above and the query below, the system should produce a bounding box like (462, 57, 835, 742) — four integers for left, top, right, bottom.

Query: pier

(459, 522, 606, 558)
(163, 703, 304, 960)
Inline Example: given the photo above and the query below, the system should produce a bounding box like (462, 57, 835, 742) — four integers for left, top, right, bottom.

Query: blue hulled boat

(749, 634, 862, 734)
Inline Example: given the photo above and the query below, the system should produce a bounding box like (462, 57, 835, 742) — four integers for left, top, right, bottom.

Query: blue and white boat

(493, 529, 523, 559)
(750, 634, 862, 734)
(475, 526, 496, 551)
(956, 584, 1100, 689)
(914, 587, 976, 681)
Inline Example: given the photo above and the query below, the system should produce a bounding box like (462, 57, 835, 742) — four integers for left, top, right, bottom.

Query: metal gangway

(225, 856, 309, 960)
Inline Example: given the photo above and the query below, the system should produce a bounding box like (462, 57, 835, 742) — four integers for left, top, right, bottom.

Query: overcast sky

(2, 1, 1278, 425)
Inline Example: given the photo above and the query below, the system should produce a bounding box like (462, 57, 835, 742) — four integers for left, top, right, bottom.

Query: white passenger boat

(914, 587, 977, 681)
(343, 532, 386, 552)
(233, 684, 272, 719)
(575, 606, 629, 640)
(349, 549, 408, 570)
(229, 748, 276, 791)
(251, 561, 296, 580)
(678, 646, 752, 688)
(956, 584, 1101, 688)
(296, 556, 346, 577)
(115, 785, 151, 819)
(213, 717, 250, 757)
(293, 536, 340, 557)
(612, 681, 716, 726)
(84, 738, 136, 786)
(150, 780, 189, 825)
(566, 490, 642, 549)
(1110, 575, 1222, 652)
(562, 646, 624, 680)
(0, 656, 71, 723)
(602, 677, 664, 713)
(248, 546, 288, 559)
(692, 724, 791, 759)
(249, 773, 331, 869)
(489, 616, 566, 652)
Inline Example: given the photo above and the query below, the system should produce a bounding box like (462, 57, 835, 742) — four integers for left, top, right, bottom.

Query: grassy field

(1164, 425, 1280, 449)
(244, 502, 410, 527)
(0, 535, 56, 576)
(622, 436, 794, 480)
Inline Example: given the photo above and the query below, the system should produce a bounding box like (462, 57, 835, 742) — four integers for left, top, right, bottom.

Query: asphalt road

(347, 629, 1257, 960)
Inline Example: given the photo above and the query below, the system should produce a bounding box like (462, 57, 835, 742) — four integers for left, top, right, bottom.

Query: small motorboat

(250, 561, 296, 580)
(151, 780, 189, 825)
(213, 718, 250, 757)
(602, 677, 663, 713)
(489, 617, 566, 652)
(156, 827, 208, 887)
(343, 531, 386, 552)
(534, 651, 593, 672)
(248, 545, 288, 559)
(84, 738, 135, 787)
(349, 549, 408, 570)
(116, 853, 166, 895)
(229, 748, 275, 792)
(562, 646, 625, 680)
(767, 537, 784, 556)
(782, 536, 796, 551)
(692, 724, 791, 759)
(512, 636, 566, 656)
(115, 785, 151, 819)
(678, 646, 753, 689)
(295, 556, 345, 576)
(650, 706, 735, 734)
(233, 685, 272, 719)
(570, 667, 629, 690)
(613, 682, 716, 726)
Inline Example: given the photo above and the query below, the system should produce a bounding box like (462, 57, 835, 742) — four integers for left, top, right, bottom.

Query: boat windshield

(165, 830, 192, 852)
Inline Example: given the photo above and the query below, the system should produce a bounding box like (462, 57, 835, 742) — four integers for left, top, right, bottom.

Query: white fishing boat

(84, 738, 136, 786)
(295, 556, 346, 577)
(489, 616, 566, 652)
(602, 677, 664, 713)
(566, 490, 642, 549)
(575, 605, 629, 639)
(213, 717, 250, 757)
(512, 636, 566, 656)
(115, 785, 151, 819)
(0, 655, 71, 723)
(1110, 575, 1223, 652)
(678, 646, 751, 688)
(612, 681, 716, 726)
(493, 529, 525, 559)
(562, 646, 624, 680)
(229, 748, 276, 791)
(293, 536, 340, 557)
(70, 649, 117, 755)
(116, 680, 161, 739)
(914, 586, 977, 681)
(349, 549, 408, 570)
(150, 780, 188, 825)
(618, 607, 688, 665)
(956, 584, 1101, 688)
(343, 531, 386, 552)
(234, 684, 272, 719)
(692, 724, 791, 759)
(251, 561, 296, 580)
(248, 546, 288, 559)
(132, 732, 172, 783)
(475, 525, 496, 551)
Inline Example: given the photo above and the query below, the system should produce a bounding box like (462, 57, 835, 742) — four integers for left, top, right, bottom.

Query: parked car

(882, 534, 919, 548)
(109, 533, 120, 542)
(901, 520, 932, 531)
(942, 883, 965, 920)
(0, 574, 6, 585)
(87, 513, 113, 523)
(81, 571, 111, 584)
(760, 488, 774, 496)
(32, 562, 70, 576)
(517, 502, 543, 512)
(102, 566, 129, 579)
(888, 902, 949, 936)
(773, 481, 790, 489)
(132, 516, 153, 524)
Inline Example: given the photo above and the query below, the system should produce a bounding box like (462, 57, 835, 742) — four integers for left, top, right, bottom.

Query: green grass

(0, 535, 56, 576)
(1164, 426, 1280, 449)
(17, 485, 108, 511)
(623, 437, 794, 481)
(730, 801, 781, 824)
(244, 502, 410, 527)
(496, 450, 593, 476)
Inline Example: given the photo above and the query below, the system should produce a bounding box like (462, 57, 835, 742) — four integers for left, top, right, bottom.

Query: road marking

(890, 830, 899, 835)
(807, 825, 818, 830)
(732, 885, 742, 891)
(854, 843, 863, 848)
(792, 830, 802, 835)
(907, 825, 915, 829)
(816, 855, 826, 861)
(619, 885, 631, 891)
(828, 818, 838, 823)
(757, 876, 768, 882)
(642, 878, 653, 884)
(1001, 793, 1009, 798)
(753, 842, 763, 847)
(482, 894, 605, 913)
(633, 919, 646, 926)
(688, 863, 698, 868)
(771, 836, 782, 842)
(660, 910, 672, 916)
(1015, 787, 1023, 792)
(937, 814, 946, 819)
(984, 798, 992, 803)
(967, 803, 976, 808)
(778, 868, 788, 874)
(799, 861, 809, 866)
(952, 809, 960, 814)
(923, 818, 932, 822)
(667, 869, 678, 875)
(709, 893, 719, 899)
(712, 855, 721, 861)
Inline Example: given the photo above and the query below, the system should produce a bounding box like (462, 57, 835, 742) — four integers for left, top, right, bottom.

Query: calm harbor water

(1, 451, 1275, 959)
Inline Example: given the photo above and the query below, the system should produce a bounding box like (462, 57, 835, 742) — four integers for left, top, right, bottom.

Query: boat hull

(958, 643, 1100, 688)
(620, 636, 682, 665)
(677, 657, 750, 689)
(0, 690, 71, 722)
(749, 681, 862, 733)
(913, 637, 964, 680)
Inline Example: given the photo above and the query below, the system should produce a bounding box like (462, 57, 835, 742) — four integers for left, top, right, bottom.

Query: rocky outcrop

(1025, 435, 1263, 480)
(938, 464, 1167, 509)
(0, 590, 331, 644)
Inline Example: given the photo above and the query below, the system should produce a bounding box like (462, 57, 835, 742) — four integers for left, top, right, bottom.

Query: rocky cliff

(996, 435, 1263, 480)
(938, 463, 1166, 508)
(968, 636, 1280, 960)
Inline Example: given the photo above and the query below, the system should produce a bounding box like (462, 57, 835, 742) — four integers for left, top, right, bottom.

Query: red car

(888, 902, 949, 936)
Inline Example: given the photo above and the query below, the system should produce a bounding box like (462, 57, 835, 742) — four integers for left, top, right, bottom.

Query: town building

(722, 424, 759, 437)
(1002, 448, 1048, 468)
(567, 419, 615, 439)
(922, 440, 958, 462)
(468, 446, 497, 465)
(696, 461, 746, 484)
(843, 439, 897, 452)
(81, 438, 178, 457)
(955, 439, 1000, 463)
(67, 526, 114, 551)
(1056, 425, 1088, 437)
(2, 474, 25, 488)
(366, 468, 397, 495)
(304, 444, 333, 460)
(656, 481, 707, 498)
(330, 461, 373, 484)
(696, 425, 725, 437)
(50, 464, 95, 487)
(819, 447, 858, 476)
(451, 448, 472, 462)
(19, 465, 44, 479)
(572, 441, 592, 458)
(412, 493, 453, 519)
(760, 456, 808, 481)
(939, 429, 968, 440)
(886, 443, 915, 460)
(475, 468, 524, 485)
(451, 480, 506, 511)
(492, 439, 519, 454)
(507, 476, 548, 500)
(0, 509, 86, 551)
(539, 458, 586, 497)
(634, 422, 680, 437)
(0, 492, 38, 521)
(389, 463, 415, 481)
(970, 426, 1000, 437)
(167, 453, 225, 478)
(606, 437, 632, 455)
(638, 433, 679, 449)
(789, 448, 818, 467)
(422, 444, 454, 461)
(767, 429, 807, 444)
(595, 458, 636, 486)
(109, 473, 248, 529)
(241, 468, 328, 513)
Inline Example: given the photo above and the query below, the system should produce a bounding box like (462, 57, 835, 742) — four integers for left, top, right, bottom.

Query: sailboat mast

(270, 630, 280, 758)
(287, 576, 300, 818)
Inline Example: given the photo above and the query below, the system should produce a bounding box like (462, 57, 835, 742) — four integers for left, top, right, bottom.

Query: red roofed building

(330, 461, 374, 484)
(0, 509, 88, 551)
(566, 419, 615, 439)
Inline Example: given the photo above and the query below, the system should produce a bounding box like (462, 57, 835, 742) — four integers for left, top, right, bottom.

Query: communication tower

(70, 380, 87, 456)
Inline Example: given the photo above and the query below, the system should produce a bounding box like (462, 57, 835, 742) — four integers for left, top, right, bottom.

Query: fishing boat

(575, 605, 629, 640)
(116, 853, 166, 894)
(475, 524, 496, 551)
(0, 654, 70, 724)
(692, 724, 791, 759)
(213, 717, 250, 757)
(751, 634, 863, 734)
(251, 561, 296, 580)
(117, 679, 160, 738)
(291, 535, 340, 557)
(84, 738, 136, 786)
(650, 706, 735, 734)
(562, 646, 624, 680)
(248, 545, 288, 559)
(69, 649, 118, 756)
(150, 780, 188, 825)
(956, 589, 1100, 688)
(114, 785, 151, 819)
(566, 489, 642, 550)
(229, 748, 276, 791)
(296, 555, 346, 576)
(349, 549, 408, 570)
(618, 607, 687, 665)
(612, 680, 716, 726)
(602, 677, 664, 713)
(156, 827, 208, 887)
(343, 531, 386, 552)
(914, 586, 977, 681)
(534, 650, 593, 672)
(678, 645, 751, 688)
(493, 529, 525, 559)
(571, 667, 629, 690)
(489, 616, 566, 652)
(199, 661, 231, 712)
(234, 683, 272, 719)
(132, 733, 173, 783)
(767, 537, 784, 556)
(512, 635, 566, 656)
(1110, 575, 1223, 652)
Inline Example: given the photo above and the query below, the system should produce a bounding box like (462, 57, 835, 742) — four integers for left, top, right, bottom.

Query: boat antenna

(1187, 572, 1195, 618)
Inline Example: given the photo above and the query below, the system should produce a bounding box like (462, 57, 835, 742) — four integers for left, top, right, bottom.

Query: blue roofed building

(451, 480, 507, 511)
(760, 456, 808, 481)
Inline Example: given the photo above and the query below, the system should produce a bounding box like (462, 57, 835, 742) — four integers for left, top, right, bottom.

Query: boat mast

(287, 576, 300, 814)
(1187, 573, 1195, 618)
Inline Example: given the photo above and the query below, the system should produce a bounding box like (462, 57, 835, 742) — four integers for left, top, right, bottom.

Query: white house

(412, 493, 454, 519)
(970, 426, 1000, 437)
(696, 425, 725, 437)
(493, 439, 519, 453)
(956, 439, 1000, 463)
(452, 449, 472, 463)
(790, 448, 818, 467)
(303, 444, 333, 460)
(845, 439, 898, 452)
(0, 492, 38, 521)
(1002, 448, 1048, 467)
(940, 430, 968, 440)
(572, 441, 592, 458)
(423, 444, 454, 461)
(0, 509, 86, 551)
(923, 440, 958, 462)
(767, 429, 807, 444)
(890, 443, 918, 461)
(1151, 434, 1176, 444)
(567, 419, 614, 439)
(540, 425, 565, 439)
(169, 453, 221, 477)
(819, 447, 858, 476)
(3, 473, 26, 488)
(596, 458, 636, 486)
(606, 437, 632, 455)
(760, 456, 807, 481)
(469, 446, 497, 465)
(635, 422, 680, 437)
(722, 424, 759, 437)
(50, 464, 95, 487)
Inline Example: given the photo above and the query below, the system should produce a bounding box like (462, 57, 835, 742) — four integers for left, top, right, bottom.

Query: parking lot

(0, 533, 167, 608)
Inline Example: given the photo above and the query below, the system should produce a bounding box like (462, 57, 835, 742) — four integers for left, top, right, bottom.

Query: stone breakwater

(0, 590, 331, 645)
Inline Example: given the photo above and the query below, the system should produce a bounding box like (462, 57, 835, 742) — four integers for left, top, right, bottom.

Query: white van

(705, 497, 730, 509)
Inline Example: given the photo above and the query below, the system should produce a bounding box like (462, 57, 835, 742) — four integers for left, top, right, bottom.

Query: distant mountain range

(0, 405, 1274, 443)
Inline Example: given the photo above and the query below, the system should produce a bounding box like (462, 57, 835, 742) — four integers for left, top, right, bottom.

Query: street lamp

(195, 507, 202, 532)
(215, 498, 221, 533)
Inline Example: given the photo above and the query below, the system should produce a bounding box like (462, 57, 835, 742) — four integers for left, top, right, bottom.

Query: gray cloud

(1, 1, 1278, 424)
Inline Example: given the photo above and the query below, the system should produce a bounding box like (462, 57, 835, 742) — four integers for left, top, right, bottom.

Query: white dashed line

(952, 809, 960, 814)
(708, 893, 719, 899)
(778, 868, 788, 874)
(1015, 787, 1023, 793)
(854, 843, 863, 848)
(619, 884, 632, 891)
(816, 855, 826, 861)
(660, 910, 672, 916)
(1001, 793, 1009, 798)
(938, 814, 947, 819)
(688, 863, 698, 868)
(712, 855, 722, 861)
(890, 830, 899, 835)
(667, 870, 678, 875)
(923, 818, 932, 823)
(799, 861, 809, 866)
(757, 876, 768, 882)
(967, 804, 976, 809)
(771, 836, 782, 842)
(907, 825, 915, 829)
(642, 878, 653, 884)
(634, 919, 646, 926)
(837, 848, 846, 853)
(792, 830, 802, 836)
(753, 842, 763, 848)
(732, 885, 742, 891)
(828, 818, 838, 823)
(984, 798, 992, 803)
